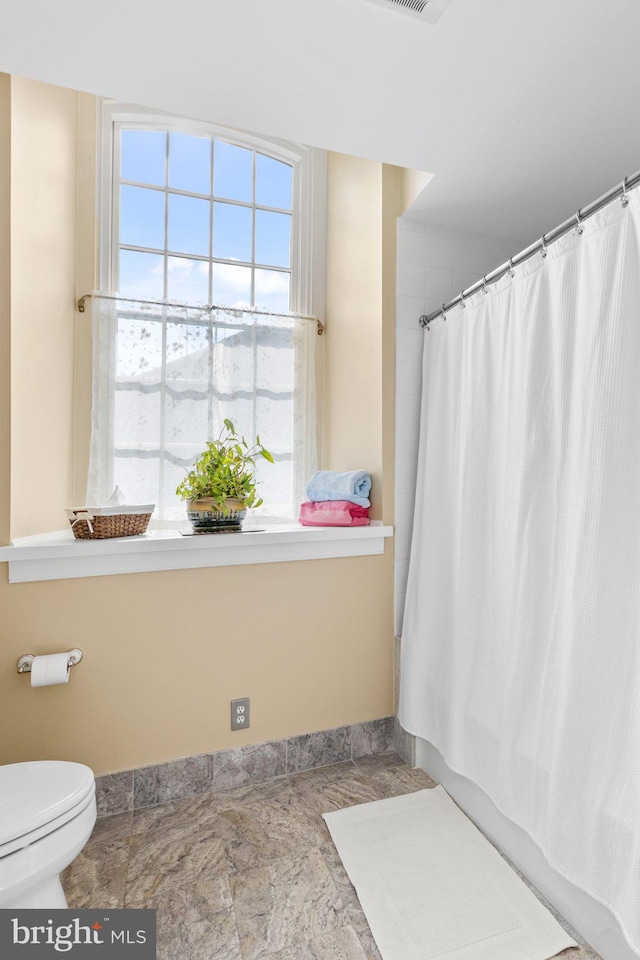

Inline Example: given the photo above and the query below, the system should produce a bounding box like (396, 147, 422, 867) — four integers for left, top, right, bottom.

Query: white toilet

(0, 761, 96, 908)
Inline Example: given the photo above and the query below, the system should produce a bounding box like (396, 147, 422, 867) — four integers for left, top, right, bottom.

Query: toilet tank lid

(0, 761, 95, 846)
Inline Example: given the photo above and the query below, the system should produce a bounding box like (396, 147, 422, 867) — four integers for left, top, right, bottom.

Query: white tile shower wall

(394, 218, 520, 636)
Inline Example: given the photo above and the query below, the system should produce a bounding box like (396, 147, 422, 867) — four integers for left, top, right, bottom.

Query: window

(89, 104, 325, 525)
(115, 130, 294, 312)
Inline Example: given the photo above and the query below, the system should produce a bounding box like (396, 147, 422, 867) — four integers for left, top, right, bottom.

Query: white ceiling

(1, 0, 639, 242)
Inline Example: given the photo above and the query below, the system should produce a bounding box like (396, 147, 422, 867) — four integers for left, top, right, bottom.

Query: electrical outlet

(231, 697, 250, 731)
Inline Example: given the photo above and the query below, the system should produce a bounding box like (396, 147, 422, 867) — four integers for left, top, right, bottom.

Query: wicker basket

(68, 509, 153, 540)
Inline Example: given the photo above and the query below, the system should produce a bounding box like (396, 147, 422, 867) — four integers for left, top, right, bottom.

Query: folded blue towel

(306, 470, 372, 508)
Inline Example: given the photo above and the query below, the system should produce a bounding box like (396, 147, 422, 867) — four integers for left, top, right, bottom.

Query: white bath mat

(323, 786, 576, 960)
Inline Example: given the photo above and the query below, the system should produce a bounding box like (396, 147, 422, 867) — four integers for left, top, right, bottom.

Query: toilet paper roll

(30, 653, 70, 687)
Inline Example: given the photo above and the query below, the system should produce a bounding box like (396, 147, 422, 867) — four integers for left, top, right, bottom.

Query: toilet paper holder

(17, 648, 84, 674)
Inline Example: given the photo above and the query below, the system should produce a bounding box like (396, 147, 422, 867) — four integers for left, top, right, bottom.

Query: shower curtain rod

(420, 168, 640, 329)
(77, 292, 325, 335)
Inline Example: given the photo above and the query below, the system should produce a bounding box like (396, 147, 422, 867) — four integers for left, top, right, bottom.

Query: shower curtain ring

(574, 211, 584, 235)
(482, 276, 489, 294)
(460, 291, 466, 309)
(441, 304, 447, 323)
(508, 258, 515, 278)
(540, 234, 548, 259)
(621, 178, 630, 207)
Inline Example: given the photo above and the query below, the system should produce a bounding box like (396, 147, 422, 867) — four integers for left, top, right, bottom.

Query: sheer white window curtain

(87, 296, 317, 524)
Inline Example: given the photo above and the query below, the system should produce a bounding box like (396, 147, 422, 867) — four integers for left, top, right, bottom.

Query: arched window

(89, 103, 325, 524)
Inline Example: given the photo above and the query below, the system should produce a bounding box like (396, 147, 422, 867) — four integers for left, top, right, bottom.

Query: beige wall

(381, 164, 399, 524)
(0, 76, 11, 548)
(324, 156, 400, 525)
(324, 154, 385, 519)
(73, 94, 98, 505)
(10, 77, 79, 538)
(0, 77, 399, 777)
(0, 559, 394, 775)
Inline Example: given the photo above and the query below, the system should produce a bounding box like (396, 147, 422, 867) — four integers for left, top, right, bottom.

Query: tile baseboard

(393, 634, 416, 766)
(95, 716, 395, 818)
(394, 716, 416, 767)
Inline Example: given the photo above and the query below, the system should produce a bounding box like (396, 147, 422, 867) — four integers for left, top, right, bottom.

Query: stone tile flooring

(63, 754, 602, 960)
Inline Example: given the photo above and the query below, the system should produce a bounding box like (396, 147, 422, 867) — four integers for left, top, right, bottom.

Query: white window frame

(91, 101, 326, 526)
(0, 524, 393, 582)
(97, 100, 326, 318)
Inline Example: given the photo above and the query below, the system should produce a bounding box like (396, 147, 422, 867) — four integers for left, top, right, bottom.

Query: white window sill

(0, 522, 394, 583)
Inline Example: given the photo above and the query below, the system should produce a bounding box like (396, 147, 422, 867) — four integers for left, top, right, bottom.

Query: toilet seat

(0, 762, 95, 858)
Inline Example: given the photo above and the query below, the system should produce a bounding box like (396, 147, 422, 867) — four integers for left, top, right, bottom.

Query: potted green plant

(176, 419, 274, 532)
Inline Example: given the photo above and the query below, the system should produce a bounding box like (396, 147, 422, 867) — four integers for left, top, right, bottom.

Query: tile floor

(63, 753, 602, 960)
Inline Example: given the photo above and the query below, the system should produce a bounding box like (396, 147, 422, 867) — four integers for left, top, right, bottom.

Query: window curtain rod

(77, 293, 325, 335)
(420, 168, 640, 330)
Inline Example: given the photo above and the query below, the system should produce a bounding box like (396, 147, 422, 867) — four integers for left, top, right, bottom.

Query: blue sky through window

(255, 210, 291, 268)
(118, 130, 293, 312)
(119, 249, 164, 300)
(169, 132, 210, 194)
(168, 194, 209, 257)
(256, 153, 292, 209)
(213, 142, 253, 202)
(120, 185, 165, 249)
(121, 130, 166, 185)
(213, 202, 252, 262)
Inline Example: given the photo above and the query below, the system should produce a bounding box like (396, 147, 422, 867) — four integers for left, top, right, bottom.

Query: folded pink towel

(299, 500, 370, 527)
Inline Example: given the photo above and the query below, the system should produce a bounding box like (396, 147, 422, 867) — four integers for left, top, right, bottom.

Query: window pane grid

(117, 134, 293, 311)
(95, 116, 318, 528)
(250, 148, 257, 308)
(121, 180, 292, 215)
(162, 131, 170, 302)
(119, 242, 291, 274)
(208, 137, 214, 307)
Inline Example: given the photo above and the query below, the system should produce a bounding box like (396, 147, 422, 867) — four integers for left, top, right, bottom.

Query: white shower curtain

(400, 192, 640, 955)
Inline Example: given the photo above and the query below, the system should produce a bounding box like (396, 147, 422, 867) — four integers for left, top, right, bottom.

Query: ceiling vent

(359, 0, 450, 24)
